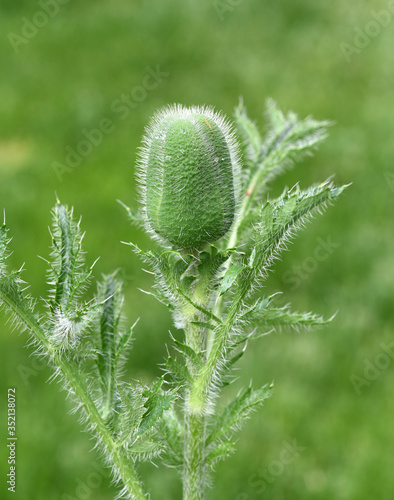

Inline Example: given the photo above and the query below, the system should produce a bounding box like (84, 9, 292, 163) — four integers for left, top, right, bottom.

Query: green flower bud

(137, 105, 240, 249)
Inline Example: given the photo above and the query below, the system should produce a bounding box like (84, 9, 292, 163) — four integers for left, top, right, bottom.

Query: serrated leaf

(50, 300, 102, 349)
(0, 272, 42, 338)
(165, 356, 192, 385)
(216, 348, 247, 389)
(130, 243, 198, 301)
(156, 409, 184, 467)
(207, 384, 273, 446)
(219, 264, 246, 296)
(174, 339, 202, 369)
(96, 275, 119, 387)
(250, 182, 348, 274)
(206, 439, 235, 465)
(239, 294, 276, 321)
(49, 203, 92, 312)
(197, 247, 231, 288)
(259, 99, 332, 184)
(128, 437, 164, 461)
(116, 383, 146, 443)
(0, 223, 10, 277)
(246, 305, 331, 329)
(138, 379, 177, 436)
(227, 348, 246, 368)
(234, 99, 262, 167)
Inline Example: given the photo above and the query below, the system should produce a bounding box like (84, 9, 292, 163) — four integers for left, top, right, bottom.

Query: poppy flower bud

(138, 105, 240, 249)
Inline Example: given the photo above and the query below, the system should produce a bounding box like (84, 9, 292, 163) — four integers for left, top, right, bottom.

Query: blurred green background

(1, 0, 393, 499)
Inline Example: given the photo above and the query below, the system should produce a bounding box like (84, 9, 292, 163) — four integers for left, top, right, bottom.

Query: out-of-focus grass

(1, 1, 393, 499)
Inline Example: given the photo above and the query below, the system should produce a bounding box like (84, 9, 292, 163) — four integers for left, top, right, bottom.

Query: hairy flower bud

(137, 105, 240, 249)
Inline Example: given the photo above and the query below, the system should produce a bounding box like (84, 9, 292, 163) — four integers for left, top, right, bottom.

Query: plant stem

(0, 290, 147, 500)
(58, 361, 147, 500)
(191, 273, 253, 416)
(183, 318, 207, 500)
(211, 172, 260, 323)
(183, 408, 206, 500)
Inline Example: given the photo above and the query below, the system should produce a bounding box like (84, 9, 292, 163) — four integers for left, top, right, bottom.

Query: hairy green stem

(0, 289, 147, 500)
(183, 314, 207, 500)
(59, 361, 147, 500)
(191, 272, 253, 415)
(183, 410, 206, 500)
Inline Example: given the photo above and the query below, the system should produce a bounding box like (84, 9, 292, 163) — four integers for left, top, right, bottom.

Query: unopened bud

(137, 104, 240, 249)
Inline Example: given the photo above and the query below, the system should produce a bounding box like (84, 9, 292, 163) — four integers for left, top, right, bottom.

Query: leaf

(0, 224, 44, 341)
(0, 271, 43, 340)
(174, 339, 203, 369)
(96, 275, 119, 387)
(0, 222, 10, 278)
(238, 294, 276, 321)
(127, 241, 160, 268)
(207, 384, 273, 447)
(217, 348, 247, 389)
(138, 378, 178, 436)
(165, 356, 192, 385)
(244, 304, 331, 330)
(206, 439, 235, 465)
(94, 274, 134, 410)
(48, 202, 93, 312)
(233, 100, 334, 243)
(116, 383, 147, 442)
(251, 182, 348, 274)
(128, 437, 164, 461)
(234, 98, 262, 167)
(138, 288, 174, 310)
(156, 409, 184, 467)
(117, 199, 144, 227)
(50, 300, 102, 349)
(129, 243, 197, 300)
(115, 324, 135, 360)
(196, 247, 231, 291)
(258, 99, 332, 184)
(190, 321, 215, 331)
(219, 264, 246, 296)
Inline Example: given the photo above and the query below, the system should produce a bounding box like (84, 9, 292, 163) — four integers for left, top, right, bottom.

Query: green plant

(0, 100, 347, 499)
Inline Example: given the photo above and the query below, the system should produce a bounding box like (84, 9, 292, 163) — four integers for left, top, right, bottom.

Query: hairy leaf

(157, 409, 184, 467)
(206, 384, 273, 462)
(165, 356, 192, 385)
(118, 199, 144, 227)
(234, 99, 262, 168)
(219, 264, 246, 296)
(138, 378, 178, 436)
(241, 301, 331, 330)
(0, 222, 10, 278)
(252, 182, 348, 274)
(48, 203, 92, 311)
(258, 99, 332, 184)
